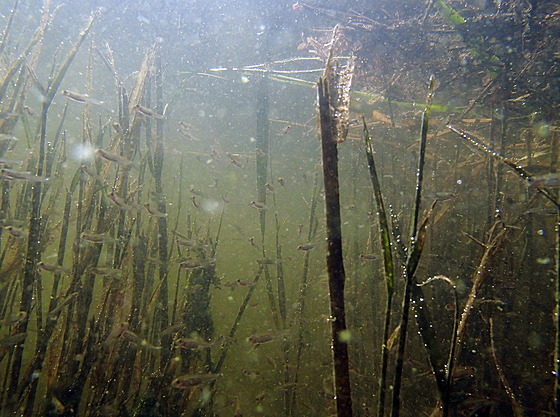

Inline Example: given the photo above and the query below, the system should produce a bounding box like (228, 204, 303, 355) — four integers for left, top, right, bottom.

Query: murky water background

(0, 1, 558, 416)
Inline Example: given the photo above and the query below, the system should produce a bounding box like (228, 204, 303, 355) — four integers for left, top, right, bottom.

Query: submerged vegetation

(0, 0, 559, 416)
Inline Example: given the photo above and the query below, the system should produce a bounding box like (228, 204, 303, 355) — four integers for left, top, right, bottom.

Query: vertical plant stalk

(5, 11, 97, 410)
(318, 75, 353, 417)
(392, 76, 435, 417)
(489, 318, 523, 417)
(256, 72, 280, 330)
(362, 119, 394, 417)
(213, 265, 265, 374)
(289, 171, 320, 417)
(152, 46, 171, 367)
(551, 131, 560, 417)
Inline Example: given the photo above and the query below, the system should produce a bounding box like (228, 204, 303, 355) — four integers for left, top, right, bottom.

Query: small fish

(0, 158, 23, 165)
(162, 324, 185, 336)
(297, 244, 316, 251)
(23, 106, 36, 117)
(529, 173, 560, 188)
(62, 90, 104, 105)
(298, 224, 304, 238)
(230, 159, 243, 168)
(0, 134, 18, 145)
(279, 125, 291, 136)
(112, 122, 122, 133)
(360, 254, 378, 260)
(2, 311, 27, 326)
(80, 165, 107, 186)
(256, 258, 275, 265)
(90, 267, 121, 277)
(179, 260, 204, 269)
(81, 233, 115, 244)
(277, 177, 286, 186)
(234, 279, 256, 287)
(179, 121, 192, 131)
(177, 129, 200, 141)
(0, 111, 19, 120)
(121, 329, 162, 350)
(250, 201, 266, 210)
(171, 373, 220, 389)
(265, 183, 274, 193)
(1, 169, 49, 183)
(222, 279, 256, 291)
(242, 369, 260, 379)
(144, 203, 167, 217)
(175, 337, 213, 350)
(191, 196, 200, 209)
(38, 262, 70, 274)
(0, 332, 26, 346)
(248, 330, 287, 348)
(107, 192, 131, 210)
(248, 237, 257, 247)
(187, 284, 204, 294)
(4, 226, 26, 238)
(176, 238, 197, 247)
(134, 104, 165, 119)
(95, 149, 133, 168)
(48, 292, 78, 318)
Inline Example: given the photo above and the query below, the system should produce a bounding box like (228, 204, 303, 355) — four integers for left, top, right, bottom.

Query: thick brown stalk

(318, 75, 352, 417)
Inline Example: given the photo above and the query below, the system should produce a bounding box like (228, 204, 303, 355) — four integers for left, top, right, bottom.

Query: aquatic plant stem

(289, 171, 321, 417)
(213, 265, 265, 374)
(446, 124, 559, 207)
(318, 75, 353, 417)
(362, 119, 394, 416)
(5, 12, 97, 410)
(392, 77, 434, 417)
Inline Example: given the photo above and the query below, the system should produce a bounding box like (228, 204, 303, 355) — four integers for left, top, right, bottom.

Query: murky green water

(0, 1, 558, 416)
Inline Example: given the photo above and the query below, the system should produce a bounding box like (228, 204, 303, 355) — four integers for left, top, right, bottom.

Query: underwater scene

(0, 0, 559, 416)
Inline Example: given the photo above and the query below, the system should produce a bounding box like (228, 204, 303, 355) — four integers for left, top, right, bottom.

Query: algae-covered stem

(392, 76, 435, 417)
(317, 75, 353, 417)
(289, 171, 321, 417)
(362, 119, 394, 417)
(5, 10, 98, 410)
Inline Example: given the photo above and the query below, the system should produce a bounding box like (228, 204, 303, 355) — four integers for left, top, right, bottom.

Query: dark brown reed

(318, 74, 353, 417)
